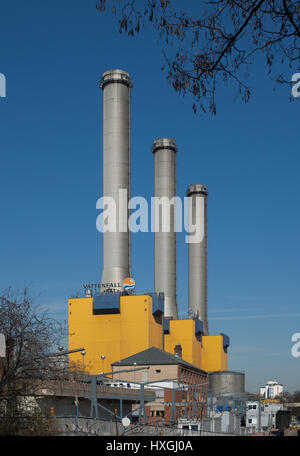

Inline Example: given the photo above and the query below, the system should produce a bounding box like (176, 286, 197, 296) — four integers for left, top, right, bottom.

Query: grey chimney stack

(187, 184, 209, 334)
(100, 69, 132, 289)
(152, 138, 178, 319)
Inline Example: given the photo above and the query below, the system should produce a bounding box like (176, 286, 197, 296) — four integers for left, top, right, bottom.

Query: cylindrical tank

(187, 184, 208, 334)
(208, 371, 245, 396)
(100, 69, 132, 289)
(152, 138, 178, 319)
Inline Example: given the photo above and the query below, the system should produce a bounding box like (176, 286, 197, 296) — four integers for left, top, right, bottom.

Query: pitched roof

(111, 346, 207, 374)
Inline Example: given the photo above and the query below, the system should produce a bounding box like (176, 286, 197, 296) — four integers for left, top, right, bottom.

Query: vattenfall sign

(83, 278, 135, 293)
(83, 282, 121, 291)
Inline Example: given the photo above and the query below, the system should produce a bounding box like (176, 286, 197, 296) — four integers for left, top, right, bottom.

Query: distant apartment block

(260, 381, 283, 399)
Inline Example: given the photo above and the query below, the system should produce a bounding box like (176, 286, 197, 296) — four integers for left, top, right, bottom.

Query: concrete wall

(35, 396, 132, 421)
(54, 417, 124, 436)
(55, 417, 241, 436)
(112, 364, 178, 384)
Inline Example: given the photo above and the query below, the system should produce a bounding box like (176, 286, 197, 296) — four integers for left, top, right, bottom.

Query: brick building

(111, 346, 207, 424)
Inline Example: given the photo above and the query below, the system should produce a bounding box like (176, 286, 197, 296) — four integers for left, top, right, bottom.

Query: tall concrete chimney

(187, 184, 208, 334)
(152, 138, 178, 319)
(100, 69, 132, 289)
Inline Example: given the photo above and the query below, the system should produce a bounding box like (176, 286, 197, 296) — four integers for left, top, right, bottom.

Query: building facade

(260, 381, 283, 399)
(246, 400, 284, 434)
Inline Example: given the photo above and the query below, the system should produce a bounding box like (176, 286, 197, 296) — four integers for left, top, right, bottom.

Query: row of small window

(150, 410, 165, 417)
(248, 414, 275, 424)
(248, 404, 271, 410)
(182, 425, 199, 431)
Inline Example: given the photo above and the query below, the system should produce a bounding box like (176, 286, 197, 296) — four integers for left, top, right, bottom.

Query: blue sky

(0, 0, 299, 393)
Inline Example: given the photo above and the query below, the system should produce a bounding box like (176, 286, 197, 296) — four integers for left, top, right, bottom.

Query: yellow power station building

(68, 292, 229, 375)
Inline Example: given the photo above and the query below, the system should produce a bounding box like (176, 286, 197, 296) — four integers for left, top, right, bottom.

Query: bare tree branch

(0, 287, 81, 435)
(96, 0, 300, 114)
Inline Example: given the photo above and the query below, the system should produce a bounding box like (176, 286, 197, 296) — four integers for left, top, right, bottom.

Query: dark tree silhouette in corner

(0, 287, 80, 435)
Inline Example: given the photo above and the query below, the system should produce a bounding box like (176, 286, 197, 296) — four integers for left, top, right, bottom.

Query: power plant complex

(68, 69, 230, 377)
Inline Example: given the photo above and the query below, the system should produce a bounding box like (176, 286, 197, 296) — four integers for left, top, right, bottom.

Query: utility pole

(258, 399, 261, 433)
(114, 408, 119, 436)
(101, 354, 106, 374)
(74, 393, 79, 418)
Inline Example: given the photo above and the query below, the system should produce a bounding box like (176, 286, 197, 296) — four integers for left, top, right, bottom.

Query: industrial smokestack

(187, 184, 208, 334)
(152, 138, 178, 319)
(100, 69, 132, 289)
